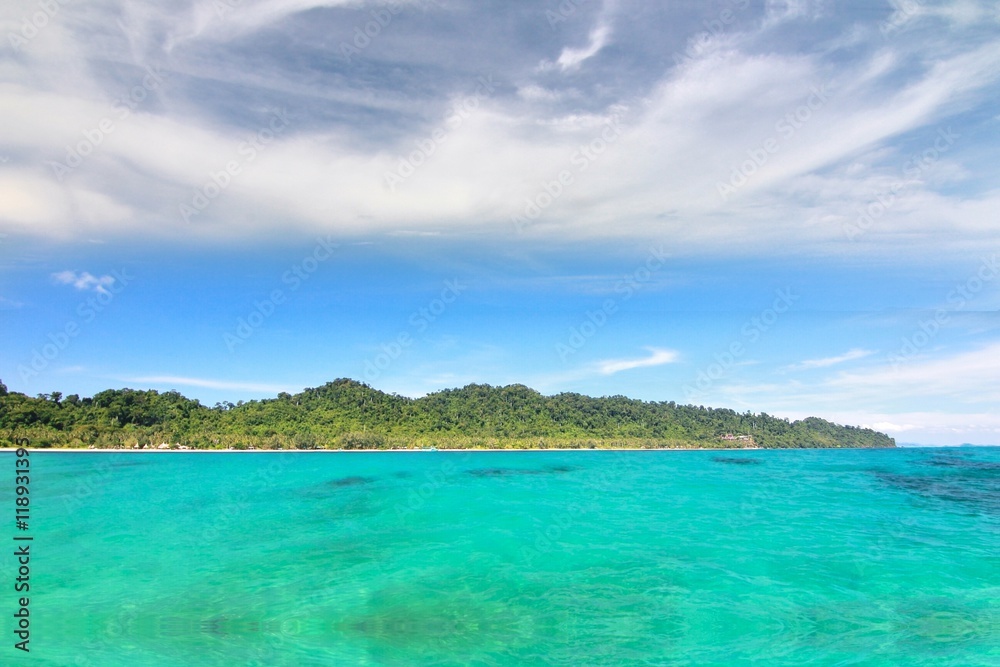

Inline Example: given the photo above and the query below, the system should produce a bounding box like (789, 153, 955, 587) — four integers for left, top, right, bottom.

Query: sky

(1, 0, 999, 446)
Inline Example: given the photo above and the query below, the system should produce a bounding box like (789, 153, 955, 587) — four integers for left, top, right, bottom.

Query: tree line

(0, 378, 895, 449)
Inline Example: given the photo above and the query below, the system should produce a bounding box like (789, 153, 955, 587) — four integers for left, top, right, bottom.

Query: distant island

(0, 378, 894, 450)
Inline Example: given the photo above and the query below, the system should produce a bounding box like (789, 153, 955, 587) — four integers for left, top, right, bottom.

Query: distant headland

(0, 378, 895, 450)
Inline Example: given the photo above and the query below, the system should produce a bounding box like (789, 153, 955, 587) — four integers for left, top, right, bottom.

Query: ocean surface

(3, 447, 998, 666)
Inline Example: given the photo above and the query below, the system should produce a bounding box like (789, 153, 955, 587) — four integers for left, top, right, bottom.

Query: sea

(3, 447, 998, 666)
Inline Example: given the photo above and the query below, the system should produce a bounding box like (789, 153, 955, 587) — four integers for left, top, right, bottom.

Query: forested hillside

(0, 378, 894, 449)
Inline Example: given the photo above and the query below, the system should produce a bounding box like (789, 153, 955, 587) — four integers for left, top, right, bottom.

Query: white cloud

(761, 0, 816, 29)
(785, 348, 874, 371)
(517, 84, 561, 102)
(1, 0, 999, 267)
(726, 342, 1000, 409)
(539, 0, 617, 72)
(706, 341, 1000, 444)
(524, 347, 681, 390)
(169, 0, 422, 47)
(815, 411, 1000, 446)
(0, 173, 72, 228)
(883, 0, 994, 33)
(597, 347, 679, 375)
(128, 375, 297, 394)
(555, 24, 611, 71)
(823, 342, 1000, 405)
(51, 270, 117, 294)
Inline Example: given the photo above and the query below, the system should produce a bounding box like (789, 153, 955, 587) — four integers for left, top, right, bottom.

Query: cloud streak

(785, 348, 874, 371)
(597, 348, 679, 375)
(708, 341, 1000, 444)
(555, 24, 612, 71)
(128, 376, 297, 394)
(0, 0, 996, 262)
(52, 271, 116, 294)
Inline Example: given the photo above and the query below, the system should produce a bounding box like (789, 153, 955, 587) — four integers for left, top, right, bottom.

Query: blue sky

(1, 0, 999, 445)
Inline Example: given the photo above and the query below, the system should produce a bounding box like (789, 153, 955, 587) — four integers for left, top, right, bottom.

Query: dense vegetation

(0, 378, 894, 449)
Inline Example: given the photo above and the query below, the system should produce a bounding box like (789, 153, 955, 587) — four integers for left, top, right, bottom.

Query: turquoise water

(2, 448, 998, 666)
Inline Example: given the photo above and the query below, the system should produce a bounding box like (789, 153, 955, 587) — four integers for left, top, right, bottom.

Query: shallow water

(3, 447, 998, 666)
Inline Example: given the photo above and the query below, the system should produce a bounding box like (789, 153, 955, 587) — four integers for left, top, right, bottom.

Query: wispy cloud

(789, 410, 1000, 446)
(525, 347, 681, 389)
(597, 347, 679, 375)
(51, 270, 116, 294)
(727, 342, 1000, 409)
(823, 342, 1000, 405)
(171, 0, 382, 46)
(785, 348, 874, 371)
(707, 341, 1000, 444)
(555, 24, 612, 71)
(2, 0, 999, 262)
(128, 376, 296, 394)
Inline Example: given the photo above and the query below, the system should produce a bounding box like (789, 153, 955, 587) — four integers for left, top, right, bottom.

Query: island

(0, 378, 894, 450)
